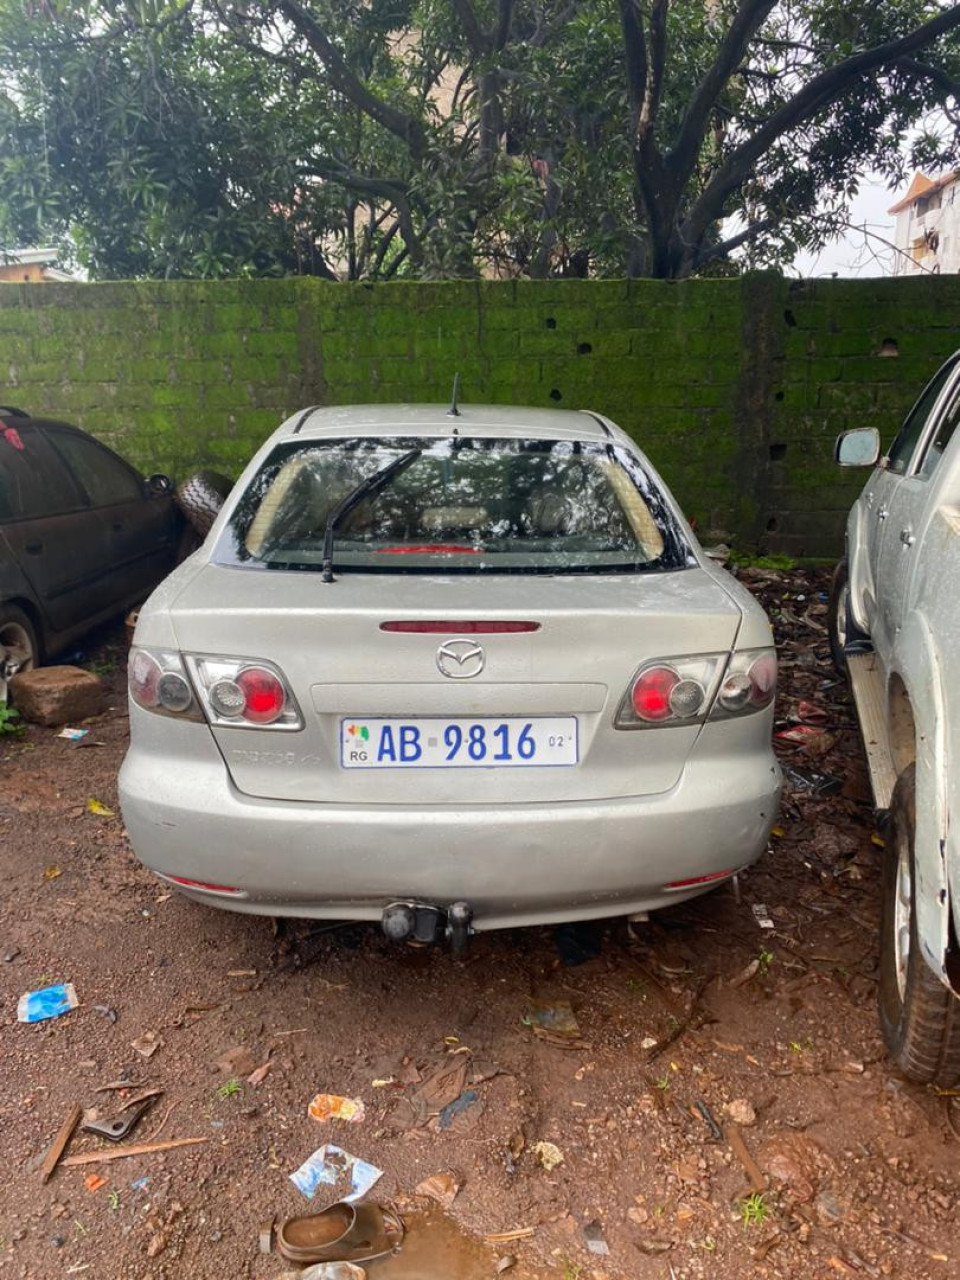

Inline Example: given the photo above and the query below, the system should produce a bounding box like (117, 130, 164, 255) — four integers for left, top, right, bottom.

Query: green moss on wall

(0, 273, 952, 557)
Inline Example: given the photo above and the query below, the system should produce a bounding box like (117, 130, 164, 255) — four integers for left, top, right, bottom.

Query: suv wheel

(0, 605, 38, 701)
(878, 764, 960, 1084)
(828, 558, 870, 674)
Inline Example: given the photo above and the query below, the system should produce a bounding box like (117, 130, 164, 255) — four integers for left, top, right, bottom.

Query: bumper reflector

(663, 869, 736, 891)
(166, 875, 244, 896)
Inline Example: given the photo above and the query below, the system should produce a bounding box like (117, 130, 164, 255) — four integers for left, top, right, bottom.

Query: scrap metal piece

(81, 1096, 157, 1143)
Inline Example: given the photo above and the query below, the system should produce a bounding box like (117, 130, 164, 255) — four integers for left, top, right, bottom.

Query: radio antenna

(447, 372, 461, 419)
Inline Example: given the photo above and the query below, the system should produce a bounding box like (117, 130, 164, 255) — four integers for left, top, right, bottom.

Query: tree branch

(685, 215, 776, 272)
(638, 0, 668, 142)
(301, 161, 422, 266)
(668, 0, 777, 182)
(617, 0, 648, 120)
(275, 0, 428, 158)
(681, 5, 960, 255)
(896, 55, 960, 120)
(370, 218, 402, 276)
(450, 0, 489, 55)
(494, 0, 516, 52)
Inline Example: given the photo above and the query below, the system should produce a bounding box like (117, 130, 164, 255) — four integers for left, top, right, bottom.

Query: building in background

(0, 247, 73, 283)
(890, 172, 960, 275)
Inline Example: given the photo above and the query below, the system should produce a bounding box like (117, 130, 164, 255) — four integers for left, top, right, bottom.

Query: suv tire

(828, 558, 870, 674)
(175, 470, 233, 539)
(878, 764, 960, 1084)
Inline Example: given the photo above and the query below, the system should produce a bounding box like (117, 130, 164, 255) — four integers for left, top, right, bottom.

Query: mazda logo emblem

(436, 638, 486, 680)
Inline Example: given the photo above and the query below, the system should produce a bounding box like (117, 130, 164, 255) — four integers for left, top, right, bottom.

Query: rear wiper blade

(320, 448, 422, 583)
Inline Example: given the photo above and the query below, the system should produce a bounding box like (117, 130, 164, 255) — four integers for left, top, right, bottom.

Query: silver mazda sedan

(119, 404, 781, 946)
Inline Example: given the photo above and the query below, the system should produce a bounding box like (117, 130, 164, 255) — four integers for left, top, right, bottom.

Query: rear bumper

(119, 713, 781, 930)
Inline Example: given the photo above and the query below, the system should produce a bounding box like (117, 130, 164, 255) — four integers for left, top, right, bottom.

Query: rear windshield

(214, 436, 692, 575)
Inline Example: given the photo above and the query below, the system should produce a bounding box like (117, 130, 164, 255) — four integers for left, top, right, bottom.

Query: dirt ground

(2, 566, 959, 1280)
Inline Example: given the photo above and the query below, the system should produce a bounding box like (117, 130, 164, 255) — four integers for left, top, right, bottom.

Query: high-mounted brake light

(380, 620, 541, 634)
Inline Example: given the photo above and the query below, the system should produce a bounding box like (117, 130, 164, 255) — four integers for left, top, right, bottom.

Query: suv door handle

(112, 521, 125, 533)
(900, 528, 915, 547)
(24, 540, 43, 555)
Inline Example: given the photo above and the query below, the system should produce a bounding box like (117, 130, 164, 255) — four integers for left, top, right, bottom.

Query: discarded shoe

(277, 1201, 403, 1266)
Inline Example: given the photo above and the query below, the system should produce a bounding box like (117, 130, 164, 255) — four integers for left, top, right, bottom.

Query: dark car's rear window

(0, 425, 81, 520)
(214, 436, 692, 575)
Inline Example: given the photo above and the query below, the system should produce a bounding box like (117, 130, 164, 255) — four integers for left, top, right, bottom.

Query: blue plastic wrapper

(17, 983, 79, 1023)
(289, 1144, 383, 1202)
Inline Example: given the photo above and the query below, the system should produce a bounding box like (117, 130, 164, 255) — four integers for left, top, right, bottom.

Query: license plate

(340, 717, 578, 769)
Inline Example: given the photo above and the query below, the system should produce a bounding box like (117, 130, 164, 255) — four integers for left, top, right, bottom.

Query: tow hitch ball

(381, 900, 474, 955)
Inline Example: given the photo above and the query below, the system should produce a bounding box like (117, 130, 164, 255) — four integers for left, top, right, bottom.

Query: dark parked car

(0, 406, 183, 695)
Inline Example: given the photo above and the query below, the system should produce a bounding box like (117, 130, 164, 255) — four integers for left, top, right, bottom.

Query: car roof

(278, 403, 614, 443)
(0, 408, 84, 433)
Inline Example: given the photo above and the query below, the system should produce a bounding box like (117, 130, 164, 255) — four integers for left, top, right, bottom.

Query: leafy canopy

(0, 0, 957, 279)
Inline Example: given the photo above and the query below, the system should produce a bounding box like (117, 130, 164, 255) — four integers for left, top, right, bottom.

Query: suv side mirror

(835, 428, 880, 468)
(145, 473, 174, 497)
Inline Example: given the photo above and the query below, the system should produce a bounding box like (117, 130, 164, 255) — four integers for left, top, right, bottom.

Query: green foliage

(729, 551, 797, 571)
(1, 1, 958, 279)
(0, 701, 22, 735)
(741, 1192, 769, 1228)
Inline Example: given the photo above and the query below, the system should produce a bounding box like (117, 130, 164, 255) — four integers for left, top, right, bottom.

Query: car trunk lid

(170, 565, 742, 803)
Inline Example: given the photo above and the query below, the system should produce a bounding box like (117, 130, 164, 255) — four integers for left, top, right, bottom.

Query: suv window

(216, 436, 690, 575)
(887, 360, 957, 475)
(0, 426, 82, 520)
(47, 429, 143, 507)
(918, 386, 960, 479)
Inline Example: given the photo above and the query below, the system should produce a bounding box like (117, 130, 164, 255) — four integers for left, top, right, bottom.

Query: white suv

(834, 353, 960, 1084)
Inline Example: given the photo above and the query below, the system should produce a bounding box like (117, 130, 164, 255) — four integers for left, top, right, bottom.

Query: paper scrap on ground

(290, 1144, 383, 1202)
(535, 1141, 564, 1172)
(752, 903, 775, 930)
(18, 982, 79, 1023)
(307, 1094, 366, 1124)
(59, 727, 89, 740)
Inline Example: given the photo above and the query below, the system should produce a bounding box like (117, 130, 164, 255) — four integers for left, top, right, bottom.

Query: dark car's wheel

(878, 765, 960, 1085)
(0, 605, 39, 700)
(175, 470, 233, 539)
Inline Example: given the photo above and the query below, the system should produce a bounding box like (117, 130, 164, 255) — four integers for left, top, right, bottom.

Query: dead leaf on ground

(130, 1031, 162, 1059)
(214, 1045, 257, 1076)
(415, 1171, 461, 1208)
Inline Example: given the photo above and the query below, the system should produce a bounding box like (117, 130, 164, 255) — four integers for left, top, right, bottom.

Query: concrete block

(10, 666, 104, 727)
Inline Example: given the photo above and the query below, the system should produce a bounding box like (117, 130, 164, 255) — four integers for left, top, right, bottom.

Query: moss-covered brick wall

(2, 273, 957, 557)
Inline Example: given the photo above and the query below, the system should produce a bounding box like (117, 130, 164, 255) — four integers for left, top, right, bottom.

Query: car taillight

(616, 654, 724, 729)
(128, 648, 202, 720)
(235, 668, 286, 724)
(712, 649, 777, 719)
(615, 647, 777, 729)
(185, 655, 302, 730)
(631, 667, 679, 722)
